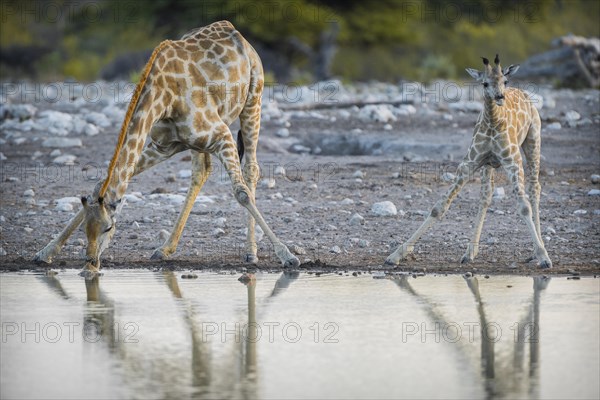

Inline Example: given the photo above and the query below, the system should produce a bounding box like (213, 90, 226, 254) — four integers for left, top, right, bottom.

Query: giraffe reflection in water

(390, 274, 550, 399)
(37, 270, 300, 399)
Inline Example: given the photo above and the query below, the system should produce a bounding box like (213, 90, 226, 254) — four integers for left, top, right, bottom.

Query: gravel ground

(1, 81, 599, 275)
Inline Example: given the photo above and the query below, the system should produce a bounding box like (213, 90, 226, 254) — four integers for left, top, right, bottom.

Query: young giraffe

(34, 21, 300, 275)
(386, 54, 552, 268)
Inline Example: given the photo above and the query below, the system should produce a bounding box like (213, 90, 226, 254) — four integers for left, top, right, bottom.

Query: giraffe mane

(98, 40, 173, 198)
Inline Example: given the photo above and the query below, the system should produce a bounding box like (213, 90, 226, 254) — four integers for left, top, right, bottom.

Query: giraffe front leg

(151, 152, 211, 260)
(211, 128, 299, 268)
(34, 209, 85, 264)
(461, 166, 494, 264)
(504, 160, 552, 268)
(386, 161, 474, 265)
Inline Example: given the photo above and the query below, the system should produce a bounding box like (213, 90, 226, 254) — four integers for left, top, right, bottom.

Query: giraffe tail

(237, 129, 245, 162)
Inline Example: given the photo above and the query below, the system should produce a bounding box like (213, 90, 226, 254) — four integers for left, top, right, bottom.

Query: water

(1, 270, 598, 400)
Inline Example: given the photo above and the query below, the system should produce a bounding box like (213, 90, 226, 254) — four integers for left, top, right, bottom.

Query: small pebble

(330, 245, 342, 254)
(349, 213, 365, 226)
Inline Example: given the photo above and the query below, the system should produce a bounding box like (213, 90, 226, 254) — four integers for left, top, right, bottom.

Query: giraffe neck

(103, 106, 156, 204)
(482, 96, 505, 130)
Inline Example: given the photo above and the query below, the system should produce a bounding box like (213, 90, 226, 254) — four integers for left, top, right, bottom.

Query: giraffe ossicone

(33, 21, 300, 276)
(386, 54, 552, 269)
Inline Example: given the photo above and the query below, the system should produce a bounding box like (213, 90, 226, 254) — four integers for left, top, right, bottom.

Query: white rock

(383, 123, 393, 131)
(352, 170, 365, 179)
(564, 110, 581, 121)
(0, 247, 6, 256)
(55, 196, 81, 205)
(358, 239, 370, 248)
(1, 104, 37, 120)
(0, 152, 6, 161)
(341, 198, 354, 205)
(85, 111, 111, 128)
(591, 174, 600, 184)
(123, 194, 143, 203)
(588, 189, 600, 196)
(13, 137, 27, 145)
(23, 189, 35, 197)
(84, 123, 100, 136)
(546, 122, 561, 130)
(42, 138, 82, 148)
(50, 149, 61, 157)
(214, 217, 227, 228)
(276, 128, 290, 138)
(290, 244, 306, 255)
(158, 229, 170, 241)
(24, 227, 33, 233)
(24, 198, 35, 206)
(573, 209, 587, 215)
(493, 187, 505, 198)
(102, 105, 125, 122)
(55, 202, 74, 212)
(441, 172, 456, 182)
(177, 169, 192, 179)
(349, 213, 365, 226)
(371, 201, 397, 216)
(329, 245, 342, 254)
(261, 178, 276, 189)
(53, 154, 77, 165)
(274, 166, 286, 176)
(195, 196, 214, 204)
(148, 193, 186, 205)
(358, 105, 397, 123)
(70, 117, 86, 135)
(37, 110, 73, 135)
(212, 228, 225, 238)
(338, 110, 351, 119)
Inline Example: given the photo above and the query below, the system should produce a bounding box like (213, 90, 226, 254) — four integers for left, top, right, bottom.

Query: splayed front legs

(386, 161, 473, 265)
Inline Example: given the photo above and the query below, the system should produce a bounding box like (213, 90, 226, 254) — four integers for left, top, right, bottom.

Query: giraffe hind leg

(521, 121, 544, 264)
(239, 100, 262, 264)
(201, 123, 299, 268)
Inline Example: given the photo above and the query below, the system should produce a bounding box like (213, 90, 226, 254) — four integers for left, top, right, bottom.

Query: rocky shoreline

(1, 81, 599, 275)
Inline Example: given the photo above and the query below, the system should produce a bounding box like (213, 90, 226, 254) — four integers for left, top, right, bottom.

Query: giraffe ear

(503, 64, 520, 77)
(465, 68, 483, 81)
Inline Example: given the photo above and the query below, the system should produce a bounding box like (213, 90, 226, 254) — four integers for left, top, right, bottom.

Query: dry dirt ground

(1, 85, 599, 276)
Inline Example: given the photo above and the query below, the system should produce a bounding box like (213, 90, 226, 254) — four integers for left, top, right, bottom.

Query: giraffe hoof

(385, 255, 400, 266)
(539, 259, 552, 269)
(460, 255, 473, 264)
(283, 256, 300, 269)
(33, 253, 51, 264)
(150, 249, 168, 260)
(244, 254, 258, 264)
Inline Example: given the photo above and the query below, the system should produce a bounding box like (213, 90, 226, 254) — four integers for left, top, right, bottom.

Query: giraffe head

(466, 54, 520, 106)
(80, 186, 120, 270)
